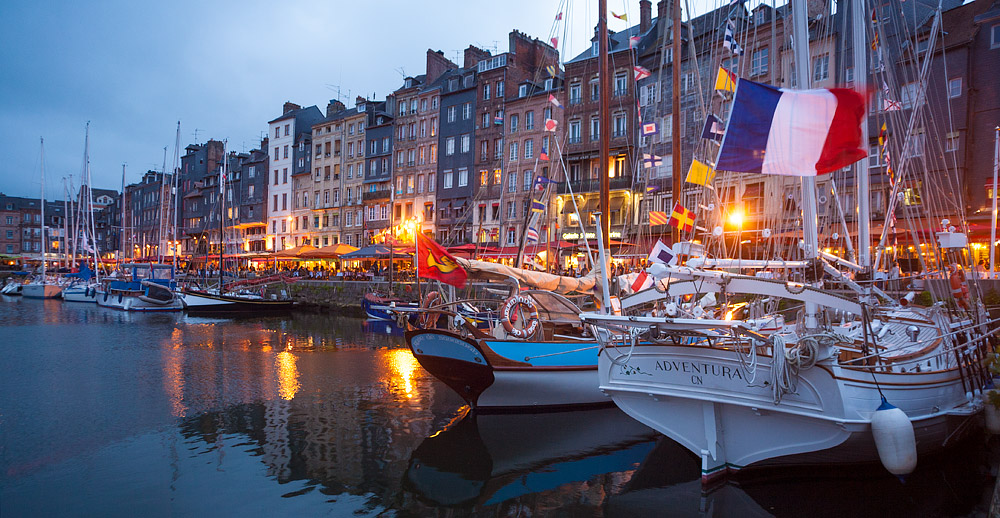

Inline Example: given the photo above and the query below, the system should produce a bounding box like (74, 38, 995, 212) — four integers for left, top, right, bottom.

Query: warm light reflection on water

(389, 349, 418, 399)
(163, 328, 186, 417)
(276, 350, 300, 400)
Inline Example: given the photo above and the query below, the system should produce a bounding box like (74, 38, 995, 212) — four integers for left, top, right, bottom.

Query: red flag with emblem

(417, 233, 468, 288)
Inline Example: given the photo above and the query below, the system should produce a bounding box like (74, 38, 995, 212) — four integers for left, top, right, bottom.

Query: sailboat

(179, 141, 295, 313)
(581, 0, 994, 482)
(63, 124, 103, 303)
(23, 137, 63, 299)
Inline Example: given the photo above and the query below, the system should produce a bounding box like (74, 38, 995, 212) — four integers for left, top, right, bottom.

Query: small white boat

(62, 283, 100, 303)
(22, 282, 63, 299)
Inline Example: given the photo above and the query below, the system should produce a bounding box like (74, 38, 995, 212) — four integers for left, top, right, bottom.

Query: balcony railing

(568, 136, 582, 144)
(363, 189, 391, 202)
(557, 176, 636, 194)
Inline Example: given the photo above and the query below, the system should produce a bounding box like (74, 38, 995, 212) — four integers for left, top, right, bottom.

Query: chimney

(282, 101, 300, 114)
(426, 49, 457, 84)
(640, 0, 652, 34)
(657, 0, 670, 38)
(464, 45, 491, 68)
(326, 100, 346, 117)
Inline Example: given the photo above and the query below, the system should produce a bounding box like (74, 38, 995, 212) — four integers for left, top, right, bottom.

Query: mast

(853, 0, 871, 269)
(219, 142, 226, 292)
(39, 137, 46, 281)
(598, 0, 611, 248)
(62, 179, 68, 268)
(670, 0, 682, 244)
(172, 121, 181, 271)
(85, 123, 99, 279)
(120, 164, 127, 263)
(791, 0, 818, 329)
(158, 146, 167, 263)
(990, 126, 999, 278)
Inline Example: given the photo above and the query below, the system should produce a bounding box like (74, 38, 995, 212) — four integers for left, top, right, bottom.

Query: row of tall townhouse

(59, 0, 999, 259)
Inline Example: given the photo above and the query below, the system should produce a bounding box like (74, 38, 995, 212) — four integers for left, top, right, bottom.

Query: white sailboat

(64, 123, 103, 303)
(23, 137, 63, 299)
(582, 0, 994, 482)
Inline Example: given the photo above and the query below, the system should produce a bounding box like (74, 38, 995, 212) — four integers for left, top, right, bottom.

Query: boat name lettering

(654, 360, 743, 381)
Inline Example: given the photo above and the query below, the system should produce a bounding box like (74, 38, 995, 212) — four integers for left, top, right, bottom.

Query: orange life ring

(419, 290, 444, 328)
(501, 294, 540, 339)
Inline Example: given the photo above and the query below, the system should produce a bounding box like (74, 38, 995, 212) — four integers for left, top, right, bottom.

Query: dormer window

(544, 78, 553, 90)
(357, 103, 365, 113)
(518, 84, 528, 97)
(405, 78, 413, 88)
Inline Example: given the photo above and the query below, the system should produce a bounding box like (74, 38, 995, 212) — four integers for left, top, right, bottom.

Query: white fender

(871, 397, 917, 476)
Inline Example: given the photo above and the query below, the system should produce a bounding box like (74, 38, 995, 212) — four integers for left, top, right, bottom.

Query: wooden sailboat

(179, 140, 295, 313)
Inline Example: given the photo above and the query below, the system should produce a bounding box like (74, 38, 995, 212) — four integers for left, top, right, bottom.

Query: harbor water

(1, 296, 998, 517)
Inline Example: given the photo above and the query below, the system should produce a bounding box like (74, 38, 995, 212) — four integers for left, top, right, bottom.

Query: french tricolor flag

(716, 78, 866, 176)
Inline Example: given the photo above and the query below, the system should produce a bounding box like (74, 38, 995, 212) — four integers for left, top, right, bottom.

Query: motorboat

(96, 263, 183, 311)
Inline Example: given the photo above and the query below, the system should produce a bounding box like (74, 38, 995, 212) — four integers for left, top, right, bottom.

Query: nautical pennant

(546, 65, 558, 77)
(647, 239, 676, 265)
(550, 37, 558, 49)
(611, 11, 627, 21)
(641, 122, 659, 136)
(668, 203, 696, 232)
(646, 185, 659, 194)
(494, 114, 504, 125)
(629, 36, 640, 49)
(878, 122, 888, 147)
(723, 20, 744, 55)
(631, 270, 653, 292)
(531, 199, 545, 213)
(701, 114, 725, 141)
(544, 119, 558, 132)
(715, 67, 737, 94)
(882, 98, 901, 111)
(649, 211, 670, 226)
(642, 154, 663, 169)
(633, 66, 652, 81)
(539, 146, 549, 161)
(526, 226, 539, 243)
(685, 159, 716, 187)
(548, 93, 563, 108)
(870, 32, 880, 51)
(555, 12, 563, 20)
(871, 7, 879, 24)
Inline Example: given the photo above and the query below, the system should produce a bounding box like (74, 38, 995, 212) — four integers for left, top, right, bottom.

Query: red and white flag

(630, 271, 653, 292)
(633, 66, 651, 81)
(544, 119, 558, 132)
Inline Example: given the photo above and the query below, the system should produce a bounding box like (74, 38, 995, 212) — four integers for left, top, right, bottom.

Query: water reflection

(276, 350, 299, 400)
(389, 349, 418, 399)
(3, 297, 997, 517)
(404, 407, 661, 509)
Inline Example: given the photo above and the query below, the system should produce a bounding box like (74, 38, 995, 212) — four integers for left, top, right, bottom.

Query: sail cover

(454, 257, 601, 296)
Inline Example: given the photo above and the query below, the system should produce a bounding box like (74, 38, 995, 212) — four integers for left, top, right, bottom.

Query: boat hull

(407, 329, 609, 411)
(363, 293, 416, 320)
(96, 289, 183, 312)
(22, 284, 63, 299)
(62, 284, 99, 303)
(180, 290, 295, 313)
(598, 343, 981, 480)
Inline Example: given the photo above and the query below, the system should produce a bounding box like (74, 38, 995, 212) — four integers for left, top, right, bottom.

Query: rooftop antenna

(192, 128, 201, 142)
